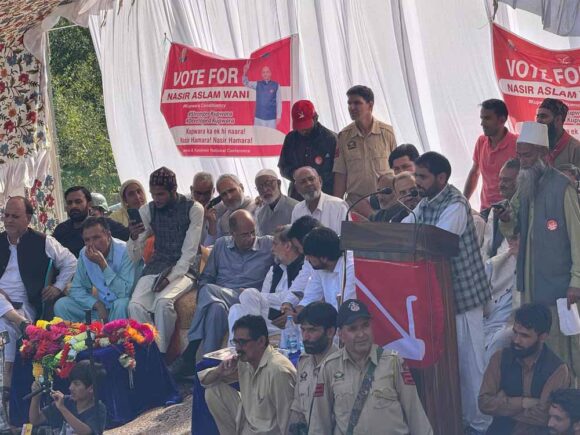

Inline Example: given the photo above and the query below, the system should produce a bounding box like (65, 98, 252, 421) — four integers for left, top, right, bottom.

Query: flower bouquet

(20, 317, 157, 387)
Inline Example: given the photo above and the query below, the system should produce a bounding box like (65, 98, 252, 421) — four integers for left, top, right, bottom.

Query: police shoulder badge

(348, 301, 360, 312)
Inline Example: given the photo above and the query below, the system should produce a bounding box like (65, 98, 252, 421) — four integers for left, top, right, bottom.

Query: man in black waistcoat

(0, 196, 76, 394)
(479, 303, 571, 435)
(127, 167, 204, 358)
(53, 186, 130, 257)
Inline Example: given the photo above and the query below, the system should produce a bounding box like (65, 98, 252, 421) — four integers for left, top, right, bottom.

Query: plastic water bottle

(280, 316, 300, 355)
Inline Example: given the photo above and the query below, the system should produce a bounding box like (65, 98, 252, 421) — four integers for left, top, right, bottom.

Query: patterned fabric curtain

(0, 36, 61, 233)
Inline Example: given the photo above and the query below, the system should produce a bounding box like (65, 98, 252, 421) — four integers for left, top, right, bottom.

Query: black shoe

(169, 356, 196, 380)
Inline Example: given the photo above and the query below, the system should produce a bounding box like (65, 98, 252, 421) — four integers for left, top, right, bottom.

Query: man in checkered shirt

(402, 151, 491, 434)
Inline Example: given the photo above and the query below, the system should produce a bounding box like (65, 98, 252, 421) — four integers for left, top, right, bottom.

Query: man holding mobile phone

(127, 167, 204, 360)
(190, 172, 222, 246)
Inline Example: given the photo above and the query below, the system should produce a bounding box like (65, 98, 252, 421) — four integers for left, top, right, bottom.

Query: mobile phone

(268, 308, 283, 321)
(491, 201, 506, 212)
(207, 196, 222, 209)
(127, 208, 142, 224)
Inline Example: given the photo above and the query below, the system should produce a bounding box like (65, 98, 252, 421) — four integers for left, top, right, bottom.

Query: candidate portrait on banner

(242, 60, 282, 130)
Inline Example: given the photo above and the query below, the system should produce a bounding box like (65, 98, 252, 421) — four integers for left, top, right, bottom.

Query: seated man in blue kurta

(55, 217, 136, 322)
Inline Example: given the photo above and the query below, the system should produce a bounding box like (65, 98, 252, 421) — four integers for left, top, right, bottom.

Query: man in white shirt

(291, 167, 348, 235)
(0, 196, 77, 391)
(481, 158, 520, 363)
(227, 225, 305, 341)
(283, 227, 355, 314)
(127, 167, 204, 358)
(254, 169, 297, 236)
(401, 151, 491, 433)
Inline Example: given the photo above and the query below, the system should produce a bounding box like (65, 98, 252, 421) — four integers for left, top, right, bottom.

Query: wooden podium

(341, 221, 463, 435)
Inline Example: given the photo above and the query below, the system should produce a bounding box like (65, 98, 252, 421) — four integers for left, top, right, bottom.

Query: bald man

(172, 210, 275, 378)
(242, 61, 282, 129)
(0, 196, 76, 389)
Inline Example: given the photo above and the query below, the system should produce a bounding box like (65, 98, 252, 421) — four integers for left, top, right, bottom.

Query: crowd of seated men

(4, 88, 580, 434)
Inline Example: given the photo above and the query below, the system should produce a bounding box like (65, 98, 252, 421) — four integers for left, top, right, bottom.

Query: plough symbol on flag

(355, 278, 425, 361)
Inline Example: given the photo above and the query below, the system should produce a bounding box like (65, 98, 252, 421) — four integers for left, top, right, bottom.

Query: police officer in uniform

(309, 299, 433, 435)
(288, 302, 338, 434)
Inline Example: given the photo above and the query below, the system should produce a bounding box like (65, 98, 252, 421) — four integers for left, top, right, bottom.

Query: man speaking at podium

(402, 151, 491, 433)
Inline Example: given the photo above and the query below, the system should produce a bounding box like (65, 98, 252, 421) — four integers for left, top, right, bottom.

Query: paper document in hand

(557, 298, 580, 336)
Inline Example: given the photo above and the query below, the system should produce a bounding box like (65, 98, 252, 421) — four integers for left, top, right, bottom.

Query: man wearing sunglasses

(200, 314, 296, 435)
(190, 171, 221, 245)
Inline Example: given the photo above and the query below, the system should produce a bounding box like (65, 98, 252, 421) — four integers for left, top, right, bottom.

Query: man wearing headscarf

(536, 98, 580, 168)
(110, 179, 147, 227)
(127, 167, 204, 359)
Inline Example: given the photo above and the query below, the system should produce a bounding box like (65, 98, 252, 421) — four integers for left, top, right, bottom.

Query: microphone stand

(84, 309, 101, 433)
(340, 188, 394, 305)
(345, 187, 394, 218)
(396, 190, 422, 261)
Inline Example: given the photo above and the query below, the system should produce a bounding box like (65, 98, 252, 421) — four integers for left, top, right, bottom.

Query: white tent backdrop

(26, 0, 580, 206)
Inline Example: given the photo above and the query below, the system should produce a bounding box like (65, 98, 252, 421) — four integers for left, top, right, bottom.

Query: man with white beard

(254, 169, 297, 236)
(215, 174, 257, 239)
(498, 121, 580, 386)
(291, 166, 348, 235)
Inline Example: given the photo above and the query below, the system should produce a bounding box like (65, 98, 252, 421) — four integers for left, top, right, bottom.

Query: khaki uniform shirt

(309, 345, 433, 435)
(333, 118, 397, 205)
(479, 347, 571, 434)
(200, 346, 297, 435)
(290, 344, 338, 424)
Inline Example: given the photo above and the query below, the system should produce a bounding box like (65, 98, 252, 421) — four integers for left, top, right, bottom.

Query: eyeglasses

(230, 338, 255, 347)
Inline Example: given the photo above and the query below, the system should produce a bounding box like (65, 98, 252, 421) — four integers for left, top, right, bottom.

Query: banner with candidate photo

(160, 36, 298, 157)
(493, 23, 580, 139)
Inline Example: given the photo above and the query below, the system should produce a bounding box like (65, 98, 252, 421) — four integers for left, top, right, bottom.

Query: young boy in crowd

(28, 360, 107, 434)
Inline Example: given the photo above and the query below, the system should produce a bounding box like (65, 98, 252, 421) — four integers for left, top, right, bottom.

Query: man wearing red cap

(278, 100, 337, 200)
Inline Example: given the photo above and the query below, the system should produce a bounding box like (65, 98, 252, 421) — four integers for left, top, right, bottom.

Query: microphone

(23, 384, 51, 400)
(396, 189, 419, 223)
(346, 187, 393, 217)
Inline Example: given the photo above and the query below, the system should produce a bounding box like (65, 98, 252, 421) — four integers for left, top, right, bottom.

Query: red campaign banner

(493, 23, 580, 138)
(354, 258, 445, 368)
(160, 36, 297, 157)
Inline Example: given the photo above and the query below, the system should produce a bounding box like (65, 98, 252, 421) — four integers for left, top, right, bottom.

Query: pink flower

(26, 111, 36, 123)
(3, 120, 15, 133)
(18, 73, 29, 84)
(0, 82, 5, 93)
(39, 212, 47, 224)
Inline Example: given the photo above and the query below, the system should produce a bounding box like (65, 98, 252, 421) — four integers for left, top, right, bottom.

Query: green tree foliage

(49, 20, 120, 204)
